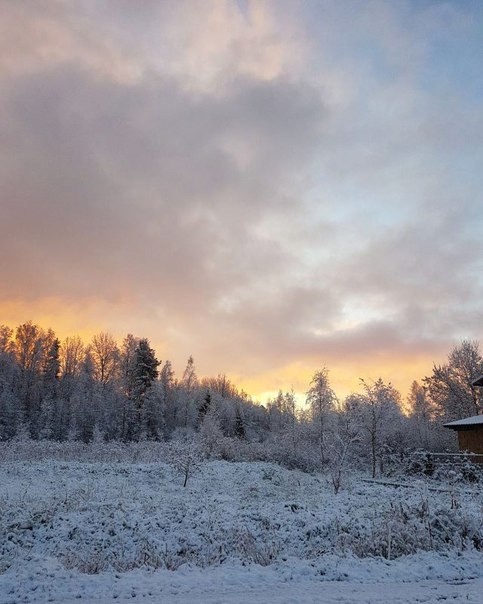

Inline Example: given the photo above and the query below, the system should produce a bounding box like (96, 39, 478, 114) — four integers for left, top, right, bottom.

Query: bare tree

(0, 325, 13, 354)
(90, 332, 120, 386)
(60, 336, 85, 378)
(14, 322, 49, 373)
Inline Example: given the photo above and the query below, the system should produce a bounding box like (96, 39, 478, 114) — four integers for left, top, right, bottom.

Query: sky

(1, 0, 483, 404)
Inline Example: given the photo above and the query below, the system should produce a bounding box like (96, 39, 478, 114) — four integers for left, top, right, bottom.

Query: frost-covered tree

(182, 355, 197, 390)
(424, 340, 483, 421)
(160, 360, 176, 434)
(129, 338, 160, 439)
(132, 338, 159, 400)
(170, 440, 202, 487)
(198, 390, 212, 427)
(143, 382, 164, 440)
(60, 336, 85, 379)
(199, 413, 224, 458)
(118, 334, 139, 398)
(180, 356, 198, 428)
(306, 369, 337, 465)
(59, 336, 86, 408)
(14, 322, 47, 373)
(353, 379, 404, 478)
(160, 359, 175, 390)
(267, 390, 296, 435)
(326, 427, 359, 494)
(70, 349, 98, 442)
(407, 381, 434, 450)
(90, 332, 120, 387)
(42, 338, 60, 394)
(0, 327, 21, 440)
(201, 374, 237, 399)
(0, 325, 13, 355)
(14, 322, 55, 436)
(234, 405, 246, 440)
(267, 391, 284, 434)
(37, 336, 64, 440)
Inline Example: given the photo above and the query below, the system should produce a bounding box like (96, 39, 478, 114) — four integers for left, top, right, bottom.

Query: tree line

(1, 322, 482, 474)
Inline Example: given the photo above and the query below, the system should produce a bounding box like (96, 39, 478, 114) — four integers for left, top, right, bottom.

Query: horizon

(1, 316, 469, 407)
(2, 1, 483, 405)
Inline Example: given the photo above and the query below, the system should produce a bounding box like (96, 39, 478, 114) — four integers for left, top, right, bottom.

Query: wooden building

(444, 415, 483, 456)
(443, 374, 483, 458)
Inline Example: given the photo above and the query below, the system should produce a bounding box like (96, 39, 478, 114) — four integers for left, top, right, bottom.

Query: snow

(444, 414, 483, 427)
(0, 446, 482, 603)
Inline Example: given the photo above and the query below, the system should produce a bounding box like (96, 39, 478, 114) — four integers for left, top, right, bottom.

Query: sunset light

(2, 2, 483, 405)
(2, 3, 483, 600)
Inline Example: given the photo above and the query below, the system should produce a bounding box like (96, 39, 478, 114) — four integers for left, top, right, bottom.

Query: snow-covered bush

(306, 498, 482, 560)
(432, 460, 481, 485)
(168, 440, 203, 487)
(400, 452, 481, 486)
(404, 452, 435, 477)
(235, 527, 281, 566)
(0, 438, 174, 464)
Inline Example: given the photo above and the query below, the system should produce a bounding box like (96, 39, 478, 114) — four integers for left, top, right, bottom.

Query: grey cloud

(0, 56, 325, 316)
(2, 0, 483, 392)
(307, 320, 447, 362)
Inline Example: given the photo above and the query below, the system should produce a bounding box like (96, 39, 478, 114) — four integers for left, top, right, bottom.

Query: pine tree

(132, 338, 160, 402)
(234, 406, 246, 439)
(198, 390, 212, 427)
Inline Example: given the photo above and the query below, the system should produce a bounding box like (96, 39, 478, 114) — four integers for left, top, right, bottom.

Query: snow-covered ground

(0, 448, 482, 603)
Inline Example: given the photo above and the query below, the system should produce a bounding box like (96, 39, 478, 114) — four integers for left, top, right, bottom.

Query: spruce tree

(198, 390, 212, 427)
(234, 406, 246, 439)
(132, 338, 160, 403)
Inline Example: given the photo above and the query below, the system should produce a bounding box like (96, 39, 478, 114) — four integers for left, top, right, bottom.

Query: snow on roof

(444, 414, 483, 428)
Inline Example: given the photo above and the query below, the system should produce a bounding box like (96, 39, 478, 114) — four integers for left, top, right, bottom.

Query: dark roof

(444, 415, 483, 430)
(472, 375, 483, 386)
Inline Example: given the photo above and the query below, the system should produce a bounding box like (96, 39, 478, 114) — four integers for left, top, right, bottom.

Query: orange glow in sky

(1, 299, 445, 407)
(1, 1, 482, 409)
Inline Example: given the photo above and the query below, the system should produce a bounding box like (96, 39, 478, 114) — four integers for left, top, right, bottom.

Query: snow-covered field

(1, 444, 482, 603)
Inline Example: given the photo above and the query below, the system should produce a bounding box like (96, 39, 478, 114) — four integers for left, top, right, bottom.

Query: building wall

(457, 428, 483, 455)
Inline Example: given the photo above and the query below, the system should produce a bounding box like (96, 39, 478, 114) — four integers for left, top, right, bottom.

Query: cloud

(0, 66, 325, 296)
(0, 2, 326, 381)
(1, 0, 483, 399)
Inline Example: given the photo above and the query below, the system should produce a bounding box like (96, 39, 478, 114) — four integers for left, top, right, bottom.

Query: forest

(1, 322, 482, 477)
